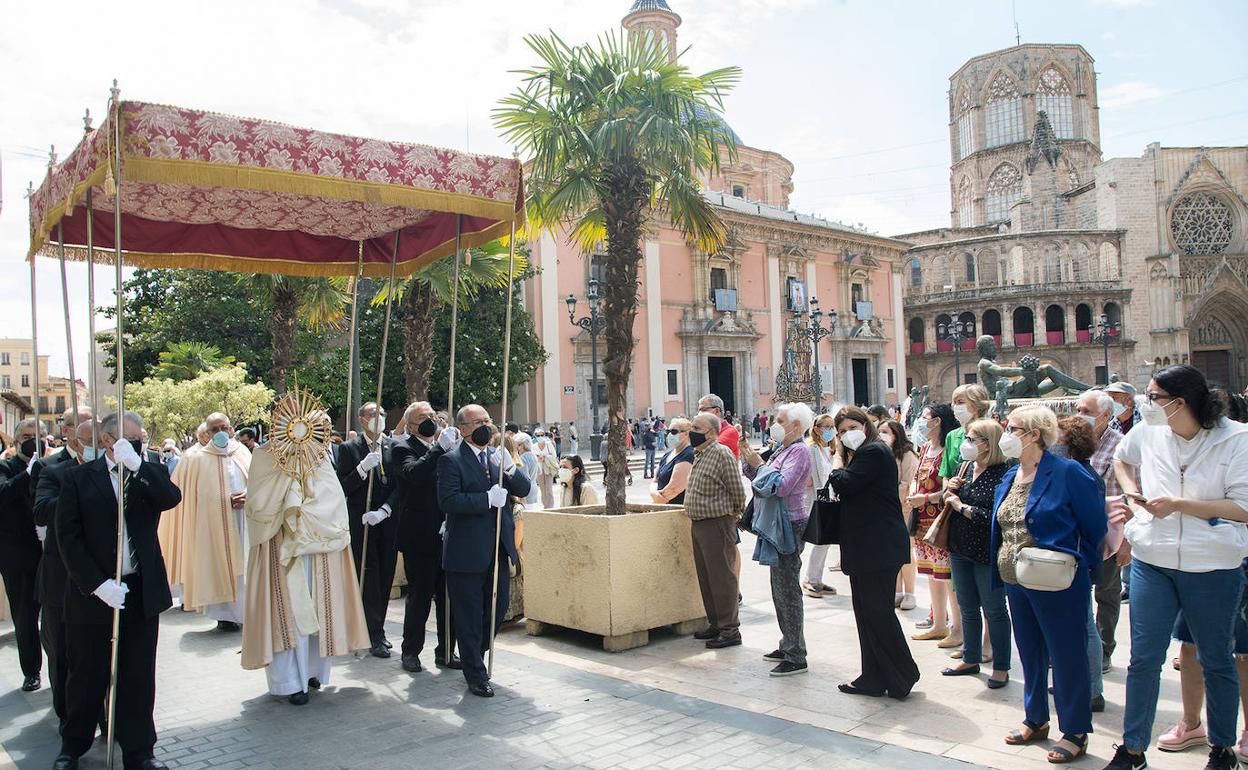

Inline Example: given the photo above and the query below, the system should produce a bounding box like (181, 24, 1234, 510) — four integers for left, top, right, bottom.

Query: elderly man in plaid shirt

(683, 412, 747, 650)
(1077, 389, 1129, 673)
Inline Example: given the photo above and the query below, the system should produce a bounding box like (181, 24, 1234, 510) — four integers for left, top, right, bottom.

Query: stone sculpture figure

(975, 335, 1092, 398)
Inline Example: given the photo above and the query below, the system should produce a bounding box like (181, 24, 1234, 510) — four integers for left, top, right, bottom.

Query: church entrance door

(1193, 349, 1234, 390)
(707, 357, 736, 415)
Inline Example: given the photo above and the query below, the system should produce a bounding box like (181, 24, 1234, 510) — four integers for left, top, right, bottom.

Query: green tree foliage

(121, 364, 274, 441)
(155, 342, 236, 382)
(495, 30, 739, 513)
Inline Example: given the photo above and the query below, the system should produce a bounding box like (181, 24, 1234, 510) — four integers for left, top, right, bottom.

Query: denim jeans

(1123, 558, 1246, 751)
(948, 552, 1011, 672)
(1086, 596, 1103, 697)
(644, 447, 657, 476)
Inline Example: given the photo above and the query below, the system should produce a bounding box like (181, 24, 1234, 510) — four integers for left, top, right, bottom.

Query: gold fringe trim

(30, 217, 513, 278)
(28, 165, 110, 259)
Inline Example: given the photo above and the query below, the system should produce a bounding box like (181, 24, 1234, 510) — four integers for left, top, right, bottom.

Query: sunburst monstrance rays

(269, 383, 331, 483)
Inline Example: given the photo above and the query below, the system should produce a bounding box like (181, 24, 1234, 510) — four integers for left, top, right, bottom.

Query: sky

(1, 0, 1245, 381)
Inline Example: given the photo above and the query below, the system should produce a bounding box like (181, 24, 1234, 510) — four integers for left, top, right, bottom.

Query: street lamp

(938, 316, 975, 386)
(1092, 313, 1121, 384)
(793, 296, 838, 409)
(566, 279, 606, 461)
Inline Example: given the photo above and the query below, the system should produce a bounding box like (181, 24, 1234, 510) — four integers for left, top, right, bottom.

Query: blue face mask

(820, 428, 836, 443)
(666, 433, 680, 449)
(211, 431, 230, 449)
(81, 446, 100, 462)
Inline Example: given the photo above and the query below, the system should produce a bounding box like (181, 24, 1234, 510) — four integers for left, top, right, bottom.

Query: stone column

(1066, 303, 1078, 346)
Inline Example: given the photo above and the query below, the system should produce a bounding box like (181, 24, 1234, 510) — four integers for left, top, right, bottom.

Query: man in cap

(1105, 381, 1138, 434)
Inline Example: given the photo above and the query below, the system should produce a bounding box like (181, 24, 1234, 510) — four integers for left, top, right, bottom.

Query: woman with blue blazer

(991, 406, 1107, 764)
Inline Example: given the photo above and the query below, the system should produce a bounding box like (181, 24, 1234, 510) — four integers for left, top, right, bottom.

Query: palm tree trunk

(269, 283, 299, 396)
(600, 160, 650, 515)
(401, 282, 440, 402)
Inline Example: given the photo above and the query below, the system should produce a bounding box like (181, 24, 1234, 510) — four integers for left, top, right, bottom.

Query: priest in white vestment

(241, 416, 368, 705)
(159, 413, 251, 628)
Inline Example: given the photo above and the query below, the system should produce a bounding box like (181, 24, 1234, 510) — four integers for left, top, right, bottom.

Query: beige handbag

(1015, 547, 1078, 592)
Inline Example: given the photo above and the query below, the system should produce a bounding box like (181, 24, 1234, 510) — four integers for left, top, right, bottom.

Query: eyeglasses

(1007, 425, 1028, 436)
(462, 417, 493, 428)
(668, 428, 687, 434)
(1144, 391, 1177, 403)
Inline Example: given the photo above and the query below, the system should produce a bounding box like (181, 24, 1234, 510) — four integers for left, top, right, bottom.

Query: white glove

(112, 438, 142, 472)
(356, 449, 382, 478)
(93, 579, 129, 610)
(492, 448, 516, 476)
(26, 454, 38, 475)
(361, 508, 390, 526)
(437, 426, 461, 452)
(487, 484, 508, 508)
(35, 525, 47, 542)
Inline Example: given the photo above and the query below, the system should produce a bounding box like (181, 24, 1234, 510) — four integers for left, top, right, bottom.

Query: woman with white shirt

(1104, 365, 1248, 770)
(516, 434, 542, 509)
(802, 412, 838, 598)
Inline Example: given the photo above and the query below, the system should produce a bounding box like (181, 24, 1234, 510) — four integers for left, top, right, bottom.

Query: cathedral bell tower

(622, 0, 681, 63)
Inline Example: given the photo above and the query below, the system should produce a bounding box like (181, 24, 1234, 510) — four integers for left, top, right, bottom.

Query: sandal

(1046, 733, 1087, 764)
(1004, 721, 1050, 745)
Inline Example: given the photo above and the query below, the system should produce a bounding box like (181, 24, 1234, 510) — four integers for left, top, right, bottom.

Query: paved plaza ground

(0, 475, 1209, 769)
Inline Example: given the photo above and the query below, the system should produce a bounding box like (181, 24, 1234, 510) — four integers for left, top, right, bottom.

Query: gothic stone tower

(947, 44, 1102, 229)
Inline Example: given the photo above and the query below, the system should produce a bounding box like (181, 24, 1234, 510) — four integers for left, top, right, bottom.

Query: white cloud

(1102, 31, 1116, 40)
(1100, 80, 1168, 108)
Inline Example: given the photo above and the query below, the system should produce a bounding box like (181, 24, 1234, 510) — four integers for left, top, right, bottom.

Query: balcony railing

(904, 280, 1127, 306)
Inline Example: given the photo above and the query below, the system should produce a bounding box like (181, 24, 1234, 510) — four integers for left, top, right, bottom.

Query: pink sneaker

(1238, 728, 1248, 763)
(1156, 720, 1207, 752)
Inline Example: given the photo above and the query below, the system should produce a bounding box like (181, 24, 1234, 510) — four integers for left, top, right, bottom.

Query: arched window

(956, 88, 975, 160)
(935, 313, 953, 352)
(1036, 67, 1074, 139)
(1044, 248, 1061, 283)
(1075, 303, 1092, 343)
(1045, 304, 1066, 345)
(958, 311, 977, 347)
(986, 163, 1022, 223)
(964, 252, 977, 284)
(983, 309, 1003, 343)
(985, 73, 1025, 147)
(1013, 306, 1035, 347)
(977, 251, 999, 286)
(956, 177, 973, 228)
(908, 317, 926, 354)
(1105, 302, 1122, 337)
(909, 257, 922, 288)
(1072, 242, 1090, 280)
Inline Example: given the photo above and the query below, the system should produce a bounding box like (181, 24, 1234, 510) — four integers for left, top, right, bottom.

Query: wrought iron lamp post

(793, 296, 837, 409)
(1092, 313, 1121, 384)
(566, 279, 606, 461)
(938, 317, 975, 386)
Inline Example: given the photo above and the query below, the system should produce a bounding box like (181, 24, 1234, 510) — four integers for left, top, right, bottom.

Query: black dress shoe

(53, 754, 78, 770)
(370, 641, 391, 659)
(216, 621, 241, 632)
(21, 674, 41, 692)
(986, 675, 1010, 690)
(705, 633, 742, 649)
(288, 691, 309, 705)
(382, 639, 393, 649)
(837, 683, 884, 697)
(436, 655, 462, 670)
(308, 677, 321, 690)
(468, 681, 495, 698)
(401, 655, 423, 673)
(693, 627, 719, 640)
(941, 664, 980, 677)
(1091, 694, 1105, 712)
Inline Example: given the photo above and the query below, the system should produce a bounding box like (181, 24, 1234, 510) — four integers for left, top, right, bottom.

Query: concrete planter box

(523, 503, 707, 652)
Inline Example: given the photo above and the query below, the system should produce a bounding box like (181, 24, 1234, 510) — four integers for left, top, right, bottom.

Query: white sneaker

(899, 594, 917, 611)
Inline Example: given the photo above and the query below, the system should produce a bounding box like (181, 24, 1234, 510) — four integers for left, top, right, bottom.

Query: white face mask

(368, 416, 386, 434)
(1139, 399, 1173, 427)
(960, 439, 979, 462)
(999, 431, 1023, 459)
(1080, 414, 1098, 431)
(769, 423, 787, 442)
(558, 467, 573, 484)
(841, 429, 866, 451)
(953, 404, 972, 425)
(1111, 401, 1128, 419)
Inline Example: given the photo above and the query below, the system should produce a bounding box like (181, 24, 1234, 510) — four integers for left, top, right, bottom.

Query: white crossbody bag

(1015, 547, 1078, 592)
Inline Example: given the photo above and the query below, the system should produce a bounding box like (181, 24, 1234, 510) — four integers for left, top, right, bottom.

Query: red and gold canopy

(28, 101, 523, 277)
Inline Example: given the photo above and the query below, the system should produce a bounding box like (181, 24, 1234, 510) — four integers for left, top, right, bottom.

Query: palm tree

(241, 276, 349, 395)
(155, 342, 236, 381)
(372, 240, 527, 402)
(495, 30, 740, 514)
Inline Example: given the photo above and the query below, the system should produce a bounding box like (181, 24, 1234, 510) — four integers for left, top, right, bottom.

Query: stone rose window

(1171, 191, 1234, 255)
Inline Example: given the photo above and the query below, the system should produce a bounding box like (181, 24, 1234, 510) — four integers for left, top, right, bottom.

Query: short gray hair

(776, 402, 815, 434)
(100, 411, 143, 436)
(1081, 389, 1114, 417)
(15, 418, 39, 434)
(697, 394, 725, 411)
(696, 412, 722, 434)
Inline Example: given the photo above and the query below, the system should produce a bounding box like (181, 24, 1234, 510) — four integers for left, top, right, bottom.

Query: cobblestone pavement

(0, 471, 1205, 770)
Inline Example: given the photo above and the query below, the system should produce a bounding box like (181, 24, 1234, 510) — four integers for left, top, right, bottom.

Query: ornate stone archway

(1187, 282, 1248, 390)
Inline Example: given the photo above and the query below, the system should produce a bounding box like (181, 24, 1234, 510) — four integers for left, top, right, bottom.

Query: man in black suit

(390, 401, 459, 673)
(54, 411, 181, 770)
(336, 402, 401, 658)
(1, 418, 48, 693)
(437, 404, 530, 698)
(32, 408, 93, 723)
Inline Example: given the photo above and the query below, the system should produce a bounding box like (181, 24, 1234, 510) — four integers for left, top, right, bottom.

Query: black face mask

(470, 425, 493, 446)
(417, 418, 437, 438)
(688, 431, 707, 448)
(19, 438, 36, 458)
(129, 439, 144, 456)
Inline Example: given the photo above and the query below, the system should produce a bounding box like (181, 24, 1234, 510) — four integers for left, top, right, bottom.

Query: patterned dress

(912, 443, 950, 580)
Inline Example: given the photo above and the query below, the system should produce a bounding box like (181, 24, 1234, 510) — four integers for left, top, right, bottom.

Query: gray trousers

(770, 518, 808, 665)
(1095, 556, 1122, 657)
